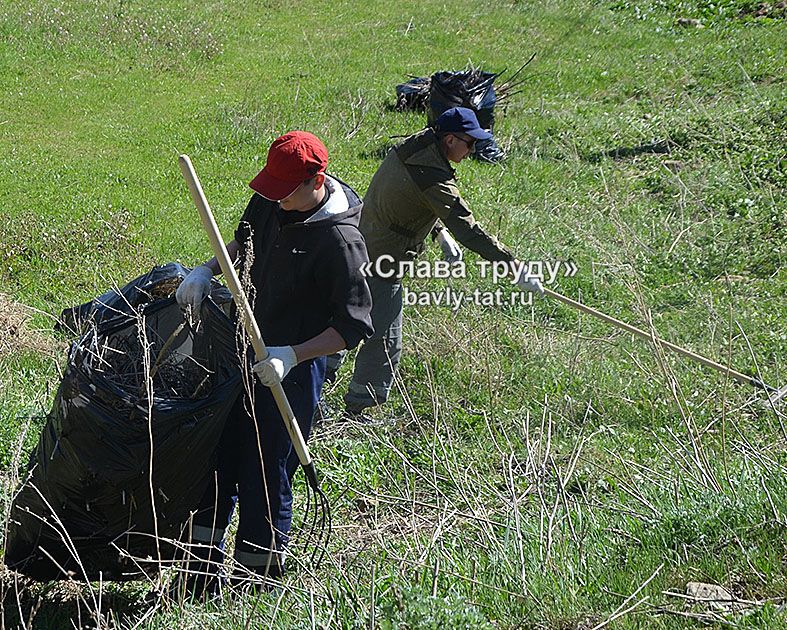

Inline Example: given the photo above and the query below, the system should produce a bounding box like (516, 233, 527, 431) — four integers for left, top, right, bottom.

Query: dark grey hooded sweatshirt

(234, 175, 374, 349)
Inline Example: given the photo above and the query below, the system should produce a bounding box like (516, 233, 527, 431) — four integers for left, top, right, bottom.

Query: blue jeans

(191, 357, 326, 576)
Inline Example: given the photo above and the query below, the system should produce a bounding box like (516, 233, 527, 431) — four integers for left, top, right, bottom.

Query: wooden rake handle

(542, 287, 772, 392)
(178, 154, 320, 487)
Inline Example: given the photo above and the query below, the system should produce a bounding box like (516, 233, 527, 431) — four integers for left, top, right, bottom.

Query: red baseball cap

(249, 131, 329, 201)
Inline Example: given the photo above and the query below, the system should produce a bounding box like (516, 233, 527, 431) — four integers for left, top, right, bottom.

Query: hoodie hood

(304, 175, 362, 226)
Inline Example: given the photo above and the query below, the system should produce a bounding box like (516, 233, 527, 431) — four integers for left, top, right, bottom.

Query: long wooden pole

(542, 286, 775, 394)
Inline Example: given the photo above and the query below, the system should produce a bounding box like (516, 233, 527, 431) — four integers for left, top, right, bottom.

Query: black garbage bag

(395, 76, 431, 111)
(428, 69, 506, 163)
(57, 261, 232, 335)
(4, 266, 243, 581)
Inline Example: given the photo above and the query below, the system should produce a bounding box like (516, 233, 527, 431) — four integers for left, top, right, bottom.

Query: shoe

(342, 404, 372, 422)
(312, 399, 337, 424)
(342, 407, 397, 426)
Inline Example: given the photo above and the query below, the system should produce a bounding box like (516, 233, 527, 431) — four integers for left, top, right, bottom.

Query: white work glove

(253, 346, 298, 387)
(516, 269, 545, 297)
(436, 229, 463, 264)
(176, 265, 213, 310)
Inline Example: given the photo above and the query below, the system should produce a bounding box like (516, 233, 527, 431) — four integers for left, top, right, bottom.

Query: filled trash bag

(4, 266, 242, 581)
(395, 76, 431, 112)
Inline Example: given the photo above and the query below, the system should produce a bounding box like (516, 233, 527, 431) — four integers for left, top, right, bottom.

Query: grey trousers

(334, 276, 403, 412)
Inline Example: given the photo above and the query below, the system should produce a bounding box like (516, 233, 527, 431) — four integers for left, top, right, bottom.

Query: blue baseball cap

(435, 107, 493, 140)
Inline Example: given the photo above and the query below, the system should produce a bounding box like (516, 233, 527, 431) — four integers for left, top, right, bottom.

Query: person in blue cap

(332, 106, 543, 418)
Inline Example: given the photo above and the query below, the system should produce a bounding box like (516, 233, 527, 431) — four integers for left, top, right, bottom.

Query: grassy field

(1, 0, 786, 627)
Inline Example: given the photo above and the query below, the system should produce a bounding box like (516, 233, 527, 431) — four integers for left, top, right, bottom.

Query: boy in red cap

(176, 131, 373, 595)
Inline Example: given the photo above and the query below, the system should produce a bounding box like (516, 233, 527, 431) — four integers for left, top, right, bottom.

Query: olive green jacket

(360, 129, 515, 268)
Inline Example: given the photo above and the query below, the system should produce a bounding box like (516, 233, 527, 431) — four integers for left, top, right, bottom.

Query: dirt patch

(0, 294, 60, 358)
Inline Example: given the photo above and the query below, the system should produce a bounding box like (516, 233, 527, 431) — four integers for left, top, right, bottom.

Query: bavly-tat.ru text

(404, 286, 539, 311)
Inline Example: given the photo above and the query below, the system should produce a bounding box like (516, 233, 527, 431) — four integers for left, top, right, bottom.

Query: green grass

(1, 0, 786, 627)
